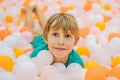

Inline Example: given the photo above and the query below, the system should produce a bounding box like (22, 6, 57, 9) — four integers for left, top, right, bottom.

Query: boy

(23, 6, 84, 67)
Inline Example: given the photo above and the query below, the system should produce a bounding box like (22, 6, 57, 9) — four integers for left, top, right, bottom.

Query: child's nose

(58, 37, 64, 45)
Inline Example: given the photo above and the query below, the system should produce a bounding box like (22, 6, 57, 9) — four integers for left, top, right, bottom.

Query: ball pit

(0, 0, 120, 80)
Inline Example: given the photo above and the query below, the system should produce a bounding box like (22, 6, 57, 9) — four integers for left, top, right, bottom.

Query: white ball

(66, 63, 82, 72)
(0, 72, 16, 80)
(37, 50, 53, 65)
(15, 61, 38, 80)
(52, 62, 66, 72)
(3, 35, 19, 48)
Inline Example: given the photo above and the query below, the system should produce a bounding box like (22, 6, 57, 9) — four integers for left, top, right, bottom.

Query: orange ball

(76, 46, 90, 57)
(5, 15, 14, 23)
(103, 15, 112, 22)
(80, 27, 89, 38)
(19, 26, 32, 33)
(56, 0, 62, 5)
(0, 28, 11, 40)
(0, 0, 4, 3)
(85, 66, 109, 80)
(0, 55, 14, 72)
(108, 32, 120, 42)
(83, 2, 92, 11)
(107, 67, 120, 79)
(60, 6, 68, 13)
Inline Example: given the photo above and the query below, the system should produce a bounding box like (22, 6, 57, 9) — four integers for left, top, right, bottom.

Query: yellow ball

(104, 4, 111, 11)
(95, 21, 106, 31)
(0, 55, 14, 72)
(5, 15, 14, 23)
(76, 46, 90, 57)
(111, 56, 120, 67)
(13, 48, 25, 57)
(85, 61, 99, 69)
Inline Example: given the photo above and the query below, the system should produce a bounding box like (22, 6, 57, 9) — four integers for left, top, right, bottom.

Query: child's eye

(52, 33, 58, 37)
(65, 34, 71, 38)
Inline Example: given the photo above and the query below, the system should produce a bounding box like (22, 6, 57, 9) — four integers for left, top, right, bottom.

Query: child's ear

(43, 38, 48, 44)
(74, 40, 78, 46)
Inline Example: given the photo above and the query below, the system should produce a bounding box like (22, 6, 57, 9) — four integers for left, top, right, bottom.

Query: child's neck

(53, 55, 68, 64)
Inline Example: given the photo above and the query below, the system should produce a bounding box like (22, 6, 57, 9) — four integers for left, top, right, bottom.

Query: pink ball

(21, 31, 34, 43)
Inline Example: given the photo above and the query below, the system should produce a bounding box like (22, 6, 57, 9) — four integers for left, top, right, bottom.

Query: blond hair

(43, 13, 80, 44)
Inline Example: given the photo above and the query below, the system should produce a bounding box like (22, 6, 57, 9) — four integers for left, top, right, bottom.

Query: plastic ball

(79, 27, 89, 38)
(23, 0, 31, 7)
(21, 31, 34, 43)
(111, 56, 120, 67)
(0, 0, 4, 3)
(5, 15, 14, 23)
(0, 72, 16, 80)
(40, 65, 58, 80)
(109, 38, 120, 56)
(15, 54, 31, 65)
(89, 27, 101, 37)
(13, 48, 25, 57)
(85, 61, 99, 69)
(66, 63, 82, 72)
(83, 2, 92, 11)
(76, 46, 90, 57)
(19, 26, 32, 33)
(103, 14, 112, 22)
(85, 34, 97, 47)
(0, 55, 14, 72)
(95, 21, 106, 31)
(106, 76, 119, 80)
(108, 32, 120, 42)
(52, 62, 66, 72)
(48, 73, 69, 80)
(67, 5, 74, 10)
(37, 50, 53, 65)
(60, 6, 68, 13)
(107, 67, 120, 79)
(85, 66, 109, 80)
(104, 3, 111, 11)
(66, 63, 84, 80)
(34, 50, 53, 73)
(3, 35, 19, 48)
(0, 28, 11, 40)
(0, 67, 5, 73)
(15, 60, 38, 80)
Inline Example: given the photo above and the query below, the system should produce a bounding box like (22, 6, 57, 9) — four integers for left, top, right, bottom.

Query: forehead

(50, 27, 73, 35)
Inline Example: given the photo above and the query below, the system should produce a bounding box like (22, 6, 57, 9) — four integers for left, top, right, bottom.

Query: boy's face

(44, 28, 76, 59)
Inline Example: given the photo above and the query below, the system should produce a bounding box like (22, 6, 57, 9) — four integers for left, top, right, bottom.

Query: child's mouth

(54, 47, 66, 50)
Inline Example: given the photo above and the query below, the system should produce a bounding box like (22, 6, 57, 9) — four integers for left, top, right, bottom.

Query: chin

(55, 54, 67, 59)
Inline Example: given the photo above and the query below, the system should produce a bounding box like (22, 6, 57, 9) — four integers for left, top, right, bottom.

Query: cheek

(66, 39, 75, 46)
(66, 42, 75, 50)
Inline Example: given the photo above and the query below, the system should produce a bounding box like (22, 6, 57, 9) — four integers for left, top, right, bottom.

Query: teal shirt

(30, 34, 84, 67)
